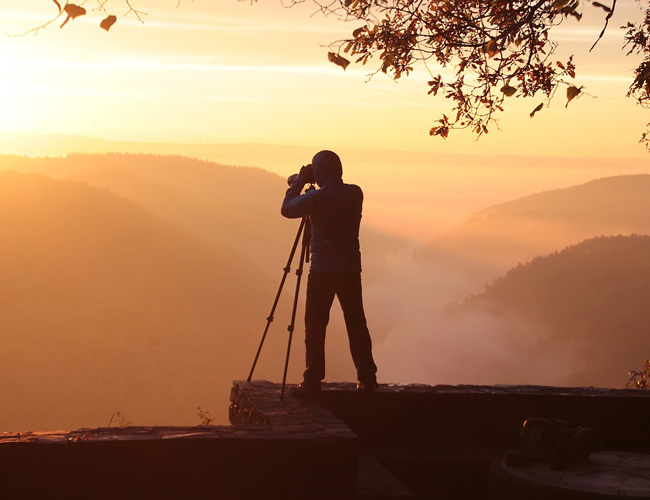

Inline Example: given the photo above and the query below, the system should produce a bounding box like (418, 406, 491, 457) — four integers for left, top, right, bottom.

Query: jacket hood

(312, 150, 342, 186)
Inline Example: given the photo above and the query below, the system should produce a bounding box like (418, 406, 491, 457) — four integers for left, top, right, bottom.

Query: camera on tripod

(287, 164, 315, 186)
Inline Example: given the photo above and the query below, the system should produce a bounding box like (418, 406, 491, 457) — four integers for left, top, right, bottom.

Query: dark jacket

(281, 153, 362, 273)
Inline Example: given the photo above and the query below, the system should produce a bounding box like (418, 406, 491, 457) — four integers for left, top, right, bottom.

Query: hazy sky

(0, 0, 648, 158)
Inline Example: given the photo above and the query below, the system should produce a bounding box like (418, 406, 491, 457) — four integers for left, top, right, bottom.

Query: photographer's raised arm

(281, 172, 318, 219)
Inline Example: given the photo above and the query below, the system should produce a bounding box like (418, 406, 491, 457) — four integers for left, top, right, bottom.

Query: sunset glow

(1, 1, 650, 432)
(0, 0, 647, 156)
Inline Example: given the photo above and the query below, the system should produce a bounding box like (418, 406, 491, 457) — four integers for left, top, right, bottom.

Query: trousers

(303, 271, 378, 386)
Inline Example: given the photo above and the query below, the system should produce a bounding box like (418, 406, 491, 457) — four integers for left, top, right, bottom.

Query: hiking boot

(288, 383, 321, 400)
(356, 381, 379, 392)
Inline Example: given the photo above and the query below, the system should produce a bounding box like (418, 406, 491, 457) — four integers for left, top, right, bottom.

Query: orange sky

(0, 0, 648, 158)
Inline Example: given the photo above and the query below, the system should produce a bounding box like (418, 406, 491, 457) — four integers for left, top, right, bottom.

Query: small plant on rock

(108, 410, 131, 428)
(626, 360, 650, 390)
(197, 406, 214, 426)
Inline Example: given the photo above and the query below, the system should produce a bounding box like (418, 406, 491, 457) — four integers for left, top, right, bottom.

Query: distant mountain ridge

(469, 174, 650, 228)
(424, 174, 650, 275)
(0, 153, 403, 281)
(0, 154, 294, 269)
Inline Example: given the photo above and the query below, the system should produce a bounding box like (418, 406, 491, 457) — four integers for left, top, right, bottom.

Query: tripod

(247, 213, 311, 399)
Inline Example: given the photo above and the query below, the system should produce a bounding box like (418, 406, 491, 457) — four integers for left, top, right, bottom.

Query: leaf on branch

(60, 4, 86, 29)
(566, 85, 582, 107)
(501, 84, 517, 97)
(52, 0, 61, 12)
(592, 1, 612, 13)
(429, 126, 449, 138)
(64, 4, 86, 18)
(631, 63, 650, 94)
(328, 52, 350, 71)
(552, 0, 571, 11)
(568, 10, 582, 21)
(100, 15, 117, 32)
(428, 76, 443, 96)
(352, 26, 365, 38)
(561, 55, 577, 78)
(483, 39, 499, 58)
(558, 0, 581, 16)
(530, 103, 544, 118)
(381, 54, 395, 74)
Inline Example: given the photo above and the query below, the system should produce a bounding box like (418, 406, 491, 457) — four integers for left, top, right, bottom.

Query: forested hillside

(0, 171, 293, 429)
(468, 235, 650, 387)
(0, 154, 294, 271)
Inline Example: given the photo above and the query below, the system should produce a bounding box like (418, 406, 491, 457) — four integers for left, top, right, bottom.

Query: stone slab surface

(2, 380, 649, 500)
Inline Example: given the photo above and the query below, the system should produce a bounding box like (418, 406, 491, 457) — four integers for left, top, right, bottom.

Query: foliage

(197, 406, 215, 425)
(623, 6, 650, 149)
(108, 410, 132, 428)
(21, 1, 650, 145)
(317, 0, 650, 141)
(627, 359, 650, 389)
(477, 234, 650, 317)
(16, 0, 148, 35)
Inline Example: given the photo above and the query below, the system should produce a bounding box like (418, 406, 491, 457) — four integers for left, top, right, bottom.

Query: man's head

(312, 150, 342, 186)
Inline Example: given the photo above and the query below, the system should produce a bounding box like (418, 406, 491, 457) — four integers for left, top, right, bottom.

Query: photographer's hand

(281, 165, 317, 218)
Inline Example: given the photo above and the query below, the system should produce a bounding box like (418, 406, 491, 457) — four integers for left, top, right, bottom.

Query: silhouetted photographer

(281, 150, 378, 399)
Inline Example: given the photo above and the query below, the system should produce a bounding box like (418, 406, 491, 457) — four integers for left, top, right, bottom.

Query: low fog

(0, 153, 648, 431)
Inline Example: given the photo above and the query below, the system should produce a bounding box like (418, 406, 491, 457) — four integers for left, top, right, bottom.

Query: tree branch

(590, 0, 618, 51)
(124, 0, 147, 24)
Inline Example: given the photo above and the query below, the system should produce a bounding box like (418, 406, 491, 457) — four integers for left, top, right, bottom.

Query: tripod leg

(280, 236, 309, 399)
(247, 218, 305, 382)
